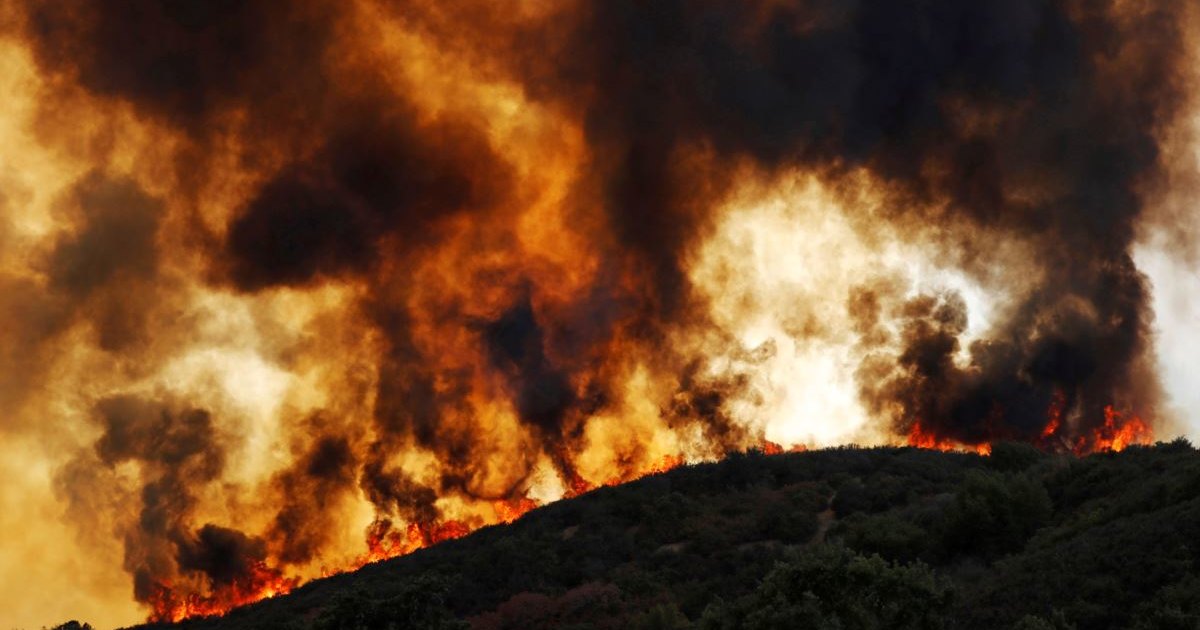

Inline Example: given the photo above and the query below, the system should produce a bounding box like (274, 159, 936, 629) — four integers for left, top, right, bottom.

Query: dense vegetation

(91, 441, 1200, 629)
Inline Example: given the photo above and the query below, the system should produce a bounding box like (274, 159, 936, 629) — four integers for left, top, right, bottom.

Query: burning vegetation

(0, 0, 1196, 626)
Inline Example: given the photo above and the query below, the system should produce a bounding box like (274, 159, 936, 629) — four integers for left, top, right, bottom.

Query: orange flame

(147, 562, 298, 623)
(157, 406, 1152, 624)
(905, 399, 1152, 459)
(1043, 390, 1065, 438)
(907, 420, 953, 450)
(599, 454, 687, 488)
(644, 453, 686, 475)
(561, 453, 693, 498)
(566, 472, 595, 498)
(494, 497, 540, 524)
(353, 518, 474, 569)
(906, 420, 990, 455)
(1076, 405, 1152, 453)
(316, 453, 697, 607)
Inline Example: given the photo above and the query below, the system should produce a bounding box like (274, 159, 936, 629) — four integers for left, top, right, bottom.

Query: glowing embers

(147, 562, 298, 623)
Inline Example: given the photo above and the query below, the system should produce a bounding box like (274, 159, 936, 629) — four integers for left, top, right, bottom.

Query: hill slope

(114, 441, 1200, 630)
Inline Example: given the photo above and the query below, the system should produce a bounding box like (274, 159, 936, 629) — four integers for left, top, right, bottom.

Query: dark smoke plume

(484, 295, 577, 450)
(27, 0, 335, 131)
(508, 0, 1184, 444)
(74, 396, 276, 605)
(225, 105, 512, 290)
(268, 432, 358, 565)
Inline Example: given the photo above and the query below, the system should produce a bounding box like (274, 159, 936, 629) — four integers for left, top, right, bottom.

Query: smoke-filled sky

(0, 1, 1198, 627)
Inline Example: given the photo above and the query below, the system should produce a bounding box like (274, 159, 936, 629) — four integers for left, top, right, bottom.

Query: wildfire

(354, 519, 474, 568)
(906, 420, 990, 455)
(603, 454, 686, 486)
(494, 497, 541, 524)
(759, 440, 809, 454)
(566, 472, 596, 498)
(0, 2, 1187, 630)
(325, 451, 690, 599)
(1043, 390, 1066, 438)
(147, 562, 298, 623)
(1040, 391, 1153, 454)
(148, 407, 1153, 623)
(643, 453, 686, 476)
(564, 453, 691, 499)
(1076, 406, 1153, 453)
(904, 399, 1154, 458)
(144, 441, 814, 621)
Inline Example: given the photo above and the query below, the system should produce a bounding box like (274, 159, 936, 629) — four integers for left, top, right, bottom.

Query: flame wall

(0, 0, 1198, 627)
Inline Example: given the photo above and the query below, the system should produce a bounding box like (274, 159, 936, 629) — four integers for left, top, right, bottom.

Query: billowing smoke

(67, 396, 290, 619)
(0, 0, 1195, 625)
(520, 0, 1181, 448)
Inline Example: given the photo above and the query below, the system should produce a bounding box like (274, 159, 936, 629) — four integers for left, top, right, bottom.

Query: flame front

(0, 0, 1196, 627)
(1083, 407, 1153, 454)
(147, 563, 298, 623)
(906, 421, 991, 456)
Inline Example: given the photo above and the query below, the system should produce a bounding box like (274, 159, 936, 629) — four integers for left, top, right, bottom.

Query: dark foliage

(49, 623, 95, 630)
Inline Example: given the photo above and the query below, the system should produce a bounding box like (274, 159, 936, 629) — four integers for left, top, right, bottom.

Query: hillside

(92, 441, 1200, 630)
